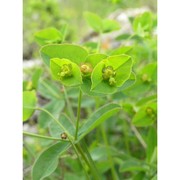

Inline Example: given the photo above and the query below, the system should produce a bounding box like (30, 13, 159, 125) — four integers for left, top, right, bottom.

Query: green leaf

(32, 68, 42, 89)
(78, 103, 120, 138)
(110, 46, 132, 56)
(118, 71, 136, 91)
(49, 114, 75, 137)
(91, 60, 117, 94)
(80, 54, 107, 96)
(80, 77, 104, 97)
(64, 173, 85, 180)
(90, 146, 119, 161)
(38, 100, 65, 128)
(23, 80, 33, 91)
(133, 172, 146, 180)
(140, 63, 157, 84)
(34, 27, 62, 46)
(132, 102, 157, 127)
(133, 12, 153, 36)
(32, 142, 70, 180)
(50, 58, 82, 87)
(120, 160, 149, 172)
(136, 94, 157, 106)
(38, 79, 62, 100)
(91, 55, 133, 94)
(85, 53, 107, 68)
(115, 33, 131, 41)
(151, 174, 157, 180)
(40, 44, 88, 66)
(83, 42, 98, 53)
(23, 91, 37, 121)
(84, 12, 103, 33)
(146, 127, 157, 163)
(102, 19, 120, 33)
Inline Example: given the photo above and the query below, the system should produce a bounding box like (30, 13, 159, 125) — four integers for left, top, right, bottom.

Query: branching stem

(75, 89, 82, 140)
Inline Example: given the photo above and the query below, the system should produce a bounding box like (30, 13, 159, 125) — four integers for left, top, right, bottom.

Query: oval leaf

(78, 103, 120, 139)
(102, 19, 120, 33)
(120, 160, 149, 172)
(34, 27, 62, 46)
(40, 44, 88, 66)
(91, 55, 133, 94)
(23, 90, 37, 121)
(85, 53, 107, 68)
(32, 142, 70, 180)
(84, 12, 103, 32)
(146, 127, 157, 163)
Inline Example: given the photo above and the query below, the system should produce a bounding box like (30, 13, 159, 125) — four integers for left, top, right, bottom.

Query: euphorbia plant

(22, 10, 151, 179)
(23, 9, 158, 180)
(23, 41, 134, 179)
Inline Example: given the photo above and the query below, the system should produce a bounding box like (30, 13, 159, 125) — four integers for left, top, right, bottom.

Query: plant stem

(23, 131, 67, 141)
(130, 124, 147, 149)
(97, 31, 102, 52)
(75, 89, 82, 140)
(68, 139, 90, 180)
(122, 118, 131, 154)
(126, 116, 147, 149)
(62, 86, 76, 121)
(100, 124, 118, 180)
(76, 143, 101, 180)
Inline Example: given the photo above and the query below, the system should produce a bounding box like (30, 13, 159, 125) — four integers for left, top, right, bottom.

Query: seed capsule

(141, 74, 151, 83)
(60, 132, 67, 140)
(80, 63, 92, 75)
(146, 107, 154, 115)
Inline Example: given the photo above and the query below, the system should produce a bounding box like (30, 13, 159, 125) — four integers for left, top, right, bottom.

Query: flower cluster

(102, 66, 116, 86)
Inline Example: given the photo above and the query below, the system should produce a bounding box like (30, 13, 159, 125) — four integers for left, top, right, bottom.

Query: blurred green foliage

(23, 0, 156, 59)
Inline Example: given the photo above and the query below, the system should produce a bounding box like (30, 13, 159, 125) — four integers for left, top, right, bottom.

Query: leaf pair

(34, 28, 63, 46)
(84, 12, 120, 33)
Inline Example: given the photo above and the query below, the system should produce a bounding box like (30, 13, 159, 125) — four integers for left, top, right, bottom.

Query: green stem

(81, 141, 98, 172)
(100, 125, 118, 180)
(125, 116, 147, 149)
(63, 86, 76, 121)
(68, 139, 90, 180)
(97, 32, 102, 53)
(75, 89, 82, 140)
(23, 131, 68, 141)
(130, 125, 147, 149)
(76, 143, 101, 180)
(122, 118, 131, 154)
